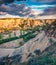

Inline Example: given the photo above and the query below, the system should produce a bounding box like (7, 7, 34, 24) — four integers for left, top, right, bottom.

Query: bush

(19, 41, 24, 46)
(49, 38, 54, 43)
(23, 33, 36, 42)
(0, 31, 36, 44)
(27, 56, 56, 65)
(0, 37, 19, 44)
(34, 49, 41, 55)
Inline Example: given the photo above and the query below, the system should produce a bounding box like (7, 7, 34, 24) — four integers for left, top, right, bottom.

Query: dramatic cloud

(31, 0, 56, 4)
(0, 3, 39, 17)
(31, 0, 56, 3)
(28, 4, 56, 16)
(0, 3, 56, 17)
(0, 0, 14, 5)
(0, 0, 26, 5)
(0, 0, 56, 18)
(29, 5, 55, 8)
(39, 6, 56, 16)
(28, 5, 55, 11)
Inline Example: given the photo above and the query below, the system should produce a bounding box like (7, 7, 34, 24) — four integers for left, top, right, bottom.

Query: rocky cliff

(0, 31, 55, 65)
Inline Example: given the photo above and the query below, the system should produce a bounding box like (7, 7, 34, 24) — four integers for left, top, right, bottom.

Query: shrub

(23, 33, 36, 42)
(49, 38, 54, 44)
(0, 37, 19, 44)
(27, 56, 56, 65)
(34, 49, 41, 55)
(19, 41, 24, 46)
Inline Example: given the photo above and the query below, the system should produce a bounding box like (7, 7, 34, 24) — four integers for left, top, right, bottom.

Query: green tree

(19, 20, 27, 36)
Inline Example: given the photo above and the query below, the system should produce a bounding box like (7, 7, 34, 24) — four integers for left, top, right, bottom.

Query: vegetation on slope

(20, 42, 56, 65)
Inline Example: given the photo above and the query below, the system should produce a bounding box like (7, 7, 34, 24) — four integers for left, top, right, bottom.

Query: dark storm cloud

(0, 3, 35, 17)
(39, 6, 56, 16)
(0, 0, 14, 5)
(0, 0, 26, 5)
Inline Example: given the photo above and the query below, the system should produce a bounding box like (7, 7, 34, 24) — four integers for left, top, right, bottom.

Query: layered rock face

(0, 18, 55, 33)
(0, 31, 56, 65)
(14, 31, 50, 62)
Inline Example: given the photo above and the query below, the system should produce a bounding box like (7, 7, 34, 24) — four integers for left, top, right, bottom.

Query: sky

(15, 0, 56, 11)
(0, 0, 56, 17)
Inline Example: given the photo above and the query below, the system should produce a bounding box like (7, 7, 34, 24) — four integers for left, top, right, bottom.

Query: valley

(0, 18, 56, 65)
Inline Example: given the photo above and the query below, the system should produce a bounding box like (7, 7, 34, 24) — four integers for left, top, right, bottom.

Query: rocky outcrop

(0, 31, 56, 64)
(0, 38, 23, 48)
(12, 31, 50, 62)
(0, 54, 22, 65)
